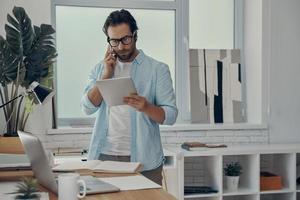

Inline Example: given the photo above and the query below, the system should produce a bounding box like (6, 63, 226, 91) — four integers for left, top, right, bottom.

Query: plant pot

(225, 176, 240, 191)
(0, 136, 24, 154)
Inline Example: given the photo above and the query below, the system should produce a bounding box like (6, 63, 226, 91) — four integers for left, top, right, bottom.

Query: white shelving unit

(165, 144, 300, 200)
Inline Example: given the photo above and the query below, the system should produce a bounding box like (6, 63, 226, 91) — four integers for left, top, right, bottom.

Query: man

(81, 9, 177, 185)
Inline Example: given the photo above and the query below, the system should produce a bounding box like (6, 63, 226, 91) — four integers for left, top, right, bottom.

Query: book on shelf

(184, 186, 218, 194)
(52, 160, 142, 173)
(181, 142, 227, 151)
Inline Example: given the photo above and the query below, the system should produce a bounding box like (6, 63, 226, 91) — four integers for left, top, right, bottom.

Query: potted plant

(0, 6, 57, 152)
(8, 177, 41, 200)
(223, 161, 242, 191)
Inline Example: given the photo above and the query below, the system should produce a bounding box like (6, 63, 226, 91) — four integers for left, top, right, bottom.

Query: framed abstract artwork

(190, 49, 245, 123)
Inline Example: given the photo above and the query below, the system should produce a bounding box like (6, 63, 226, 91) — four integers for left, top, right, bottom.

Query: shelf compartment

(260, 153, 296, 192)
(185, 197, 220, 200)
(260, 192, 295, 200)
(260, 188, 294, 194)
(223, 154, 259, 194)
(184, 156, 222, 195)
(223, 194, 259, 200)
(184, 193, 220, 199)
(223, 187, 257, 196)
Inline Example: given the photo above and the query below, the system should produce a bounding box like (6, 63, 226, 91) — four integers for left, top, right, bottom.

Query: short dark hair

(103, 9, 138, 36)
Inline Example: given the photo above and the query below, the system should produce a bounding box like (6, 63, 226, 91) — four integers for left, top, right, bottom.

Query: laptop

(18, 131, 120, 195)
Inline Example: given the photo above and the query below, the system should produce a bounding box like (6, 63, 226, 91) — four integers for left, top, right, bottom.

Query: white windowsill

(47, 123, 268, 135)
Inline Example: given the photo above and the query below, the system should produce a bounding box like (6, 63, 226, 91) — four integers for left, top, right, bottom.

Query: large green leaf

(5, 6, 34, 56)
(0, 36, 20, 86)
(1, 6, 56, 88)
(22, 24, 57, 87)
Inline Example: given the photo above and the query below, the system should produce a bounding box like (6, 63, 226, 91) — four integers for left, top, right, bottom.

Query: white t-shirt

(101, 60, 132, 156)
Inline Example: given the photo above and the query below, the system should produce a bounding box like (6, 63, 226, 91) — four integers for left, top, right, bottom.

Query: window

(52, 0, 240, 127)
(189, 0, 234, 49)
(55, 6, 175, 124)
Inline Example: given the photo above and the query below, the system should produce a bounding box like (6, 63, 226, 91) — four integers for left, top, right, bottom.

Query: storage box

(260, 171, 282, 191)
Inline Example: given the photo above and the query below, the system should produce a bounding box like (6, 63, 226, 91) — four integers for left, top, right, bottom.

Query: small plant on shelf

(223, 161, 243, 191)
(224, 161, 243, 176)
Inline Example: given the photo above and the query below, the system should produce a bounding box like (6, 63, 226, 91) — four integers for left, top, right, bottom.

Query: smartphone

(109, 46, 117, 58)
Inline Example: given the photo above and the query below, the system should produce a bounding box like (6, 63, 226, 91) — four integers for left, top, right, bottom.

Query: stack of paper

(0, 154, 30, 169)
(52, 160, 141, 173)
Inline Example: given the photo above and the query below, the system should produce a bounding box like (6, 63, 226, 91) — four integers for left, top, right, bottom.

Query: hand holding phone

(102, 46, 117, 79)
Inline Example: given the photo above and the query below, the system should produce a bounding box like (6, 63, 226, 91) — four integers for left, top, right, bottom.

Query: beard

(115, 48, 136, 62)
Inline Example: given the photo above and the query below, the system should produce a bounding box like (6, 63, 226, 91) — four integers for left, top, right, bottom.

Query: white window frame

(51, 0, 189, 126)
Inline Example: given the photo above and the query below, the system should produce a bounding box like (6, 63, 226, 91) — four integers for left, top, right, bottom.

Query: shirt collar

(133, 49, 145, 65)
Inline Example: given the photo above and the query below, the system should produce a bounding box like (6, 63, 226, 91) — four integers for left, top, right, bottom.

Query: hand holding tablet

(96, 77, 137, 106)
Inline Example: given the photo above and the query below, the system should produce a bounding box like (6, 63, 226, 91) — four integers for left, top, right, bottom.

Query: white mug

(58, 173, 86, 200)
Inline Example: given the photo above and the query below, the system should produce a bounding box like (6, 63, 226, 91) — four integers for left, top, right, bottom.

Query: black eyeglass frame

(107, 31, 137, 47)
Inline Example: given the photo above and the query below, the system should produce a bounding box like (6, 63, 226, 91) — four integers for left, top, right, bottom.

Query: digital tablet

(96, 77, 137, 106)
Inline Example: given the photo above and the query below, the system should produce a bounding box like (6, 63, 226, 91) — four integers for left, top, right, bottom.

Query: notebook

(181, 142, 227, 151)
(52, 160, 141, 173)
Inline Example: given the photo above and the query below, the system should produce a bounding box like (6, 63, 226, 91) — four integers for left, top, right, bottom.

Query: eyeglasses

(107, 32, 136, 47)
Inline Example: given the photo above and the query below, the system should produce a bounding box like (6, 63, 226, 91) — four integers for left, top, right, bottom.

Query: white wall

(243, 0, 300, 143)
(0, 0, 51, 36)
(268, 0, 300, 143)
(244, 0, 263, 124)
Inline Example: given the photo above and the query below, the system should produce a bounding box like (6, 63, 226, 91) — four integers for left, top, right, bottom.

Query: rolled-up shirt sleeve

(155, 63, 178, 125)
(80, 63, 103, 115)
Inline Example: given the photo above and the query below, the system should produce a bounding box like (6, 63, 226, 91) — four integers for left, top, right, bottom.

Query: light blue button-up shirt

(81, 50, 178, 171)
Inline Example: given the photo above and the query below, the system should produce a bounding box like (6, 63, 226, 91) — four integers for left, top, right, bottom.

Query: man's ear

(134, 32, 138, 41)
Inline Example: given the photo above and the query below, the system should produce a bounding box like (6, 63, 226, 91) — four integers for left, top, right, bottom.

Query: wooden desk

(0, 170, 177, 200)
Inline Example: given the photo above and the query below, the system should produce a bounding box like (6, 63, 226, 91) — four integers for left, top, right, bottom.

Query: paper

(93, 161, 141, 173)
(52, 160, 141, 173)
(52, 160, 99, 171)
(98, 175, 161, 191)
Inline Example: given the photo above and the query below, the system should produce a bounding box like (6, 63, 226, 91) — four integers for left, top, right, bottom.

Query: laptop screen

(18, 131, 58, 194)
